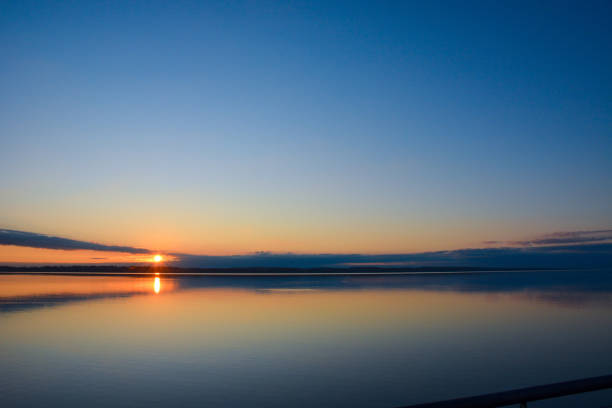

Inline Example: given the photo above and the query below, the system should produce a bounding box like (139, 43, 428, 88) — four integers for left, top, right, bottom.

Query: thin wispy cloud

(0, 229, 151, 254)
(484, 229, 612, 247)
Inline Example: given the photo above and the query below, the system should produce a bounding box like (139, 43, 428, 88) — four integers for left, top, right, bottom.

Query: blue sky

(1, 1, 611, 263)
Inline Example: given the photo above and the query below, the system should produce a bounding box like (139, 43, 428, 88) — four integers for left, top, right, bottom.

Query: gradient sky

(1, 1, 611, 263)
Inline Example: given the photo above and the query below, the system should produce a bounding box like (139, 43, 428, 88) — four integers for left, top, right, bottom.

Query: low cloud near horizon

(174, 244, 612, 269)
(0, 229, 151, 254)
(484, 229, 612, 247)
(1, 228, 612, 268)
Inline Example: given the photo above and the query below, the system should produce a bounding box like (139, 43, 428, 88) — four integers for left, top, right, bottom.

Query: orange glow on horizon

(153, 255, 163, 263)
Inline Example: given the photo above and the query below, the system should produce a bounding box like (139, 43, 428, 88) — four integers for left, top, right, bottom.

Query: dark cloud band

(0, 229, 151, 254)
(484, 229, 612, 247)
(173, 243, 612, 269)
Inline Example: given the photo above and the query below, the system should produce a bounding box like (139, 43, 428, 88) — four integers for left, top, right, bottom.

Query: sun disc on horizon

(153, 254, 163, 263)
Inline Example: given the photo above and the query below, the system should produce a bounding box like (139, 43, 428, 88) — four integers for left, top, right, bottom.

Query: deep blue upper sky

(1, 1, 611, 260)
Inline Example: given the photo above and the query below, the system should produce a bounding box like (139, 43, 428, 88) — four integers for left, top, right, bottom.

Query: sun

(153, 254, 163, 263)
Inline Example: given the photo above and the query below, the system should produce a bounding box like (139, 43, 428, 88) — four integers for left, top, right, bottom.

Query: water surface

(1, 270, 612, 407)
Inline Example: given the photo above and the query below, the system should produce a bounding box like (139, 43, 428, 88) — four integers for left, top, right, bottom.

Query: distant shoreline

(0, 265, 570, 276)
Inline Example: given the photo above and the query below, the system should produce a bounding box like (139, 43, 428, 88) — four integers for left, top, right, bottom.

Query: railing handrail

(398, 374, 612, 408)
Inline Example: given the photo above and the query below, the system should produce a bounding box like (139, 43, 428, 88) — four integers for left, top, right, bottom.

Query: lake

(1, 270, 612, 407)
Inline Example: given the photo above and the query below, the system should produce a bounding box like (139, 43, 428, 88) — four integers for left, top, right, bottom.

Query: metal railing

(398, 374, 612, 408)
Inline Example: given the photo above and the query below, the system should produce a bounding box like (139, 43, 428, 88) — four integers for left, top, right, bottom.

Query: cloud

(172, 243, 612, 269)
(484, 229, 612, 247)
(0, 229, 151, 254)
(2, 227, 612, 268)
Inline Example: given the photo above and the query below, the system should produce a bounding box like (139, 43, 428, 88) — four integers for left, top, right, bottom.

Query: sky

(1, 1, 611, 266)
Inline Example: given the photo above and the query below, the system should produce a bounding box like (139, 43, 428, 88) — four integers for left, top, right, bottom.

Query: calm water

(1, 270, 612, 407)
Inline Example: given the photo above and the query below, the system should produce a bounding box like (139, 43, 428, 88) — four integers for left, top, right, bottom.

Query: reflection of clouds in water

(512, 290, 612, 308)
(1, 270, 611, 312)
(0, 274, 173, 313)
(0, 292, 142, 313)
(0, 275, 155, 298)
(255, 288, 318, 294)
